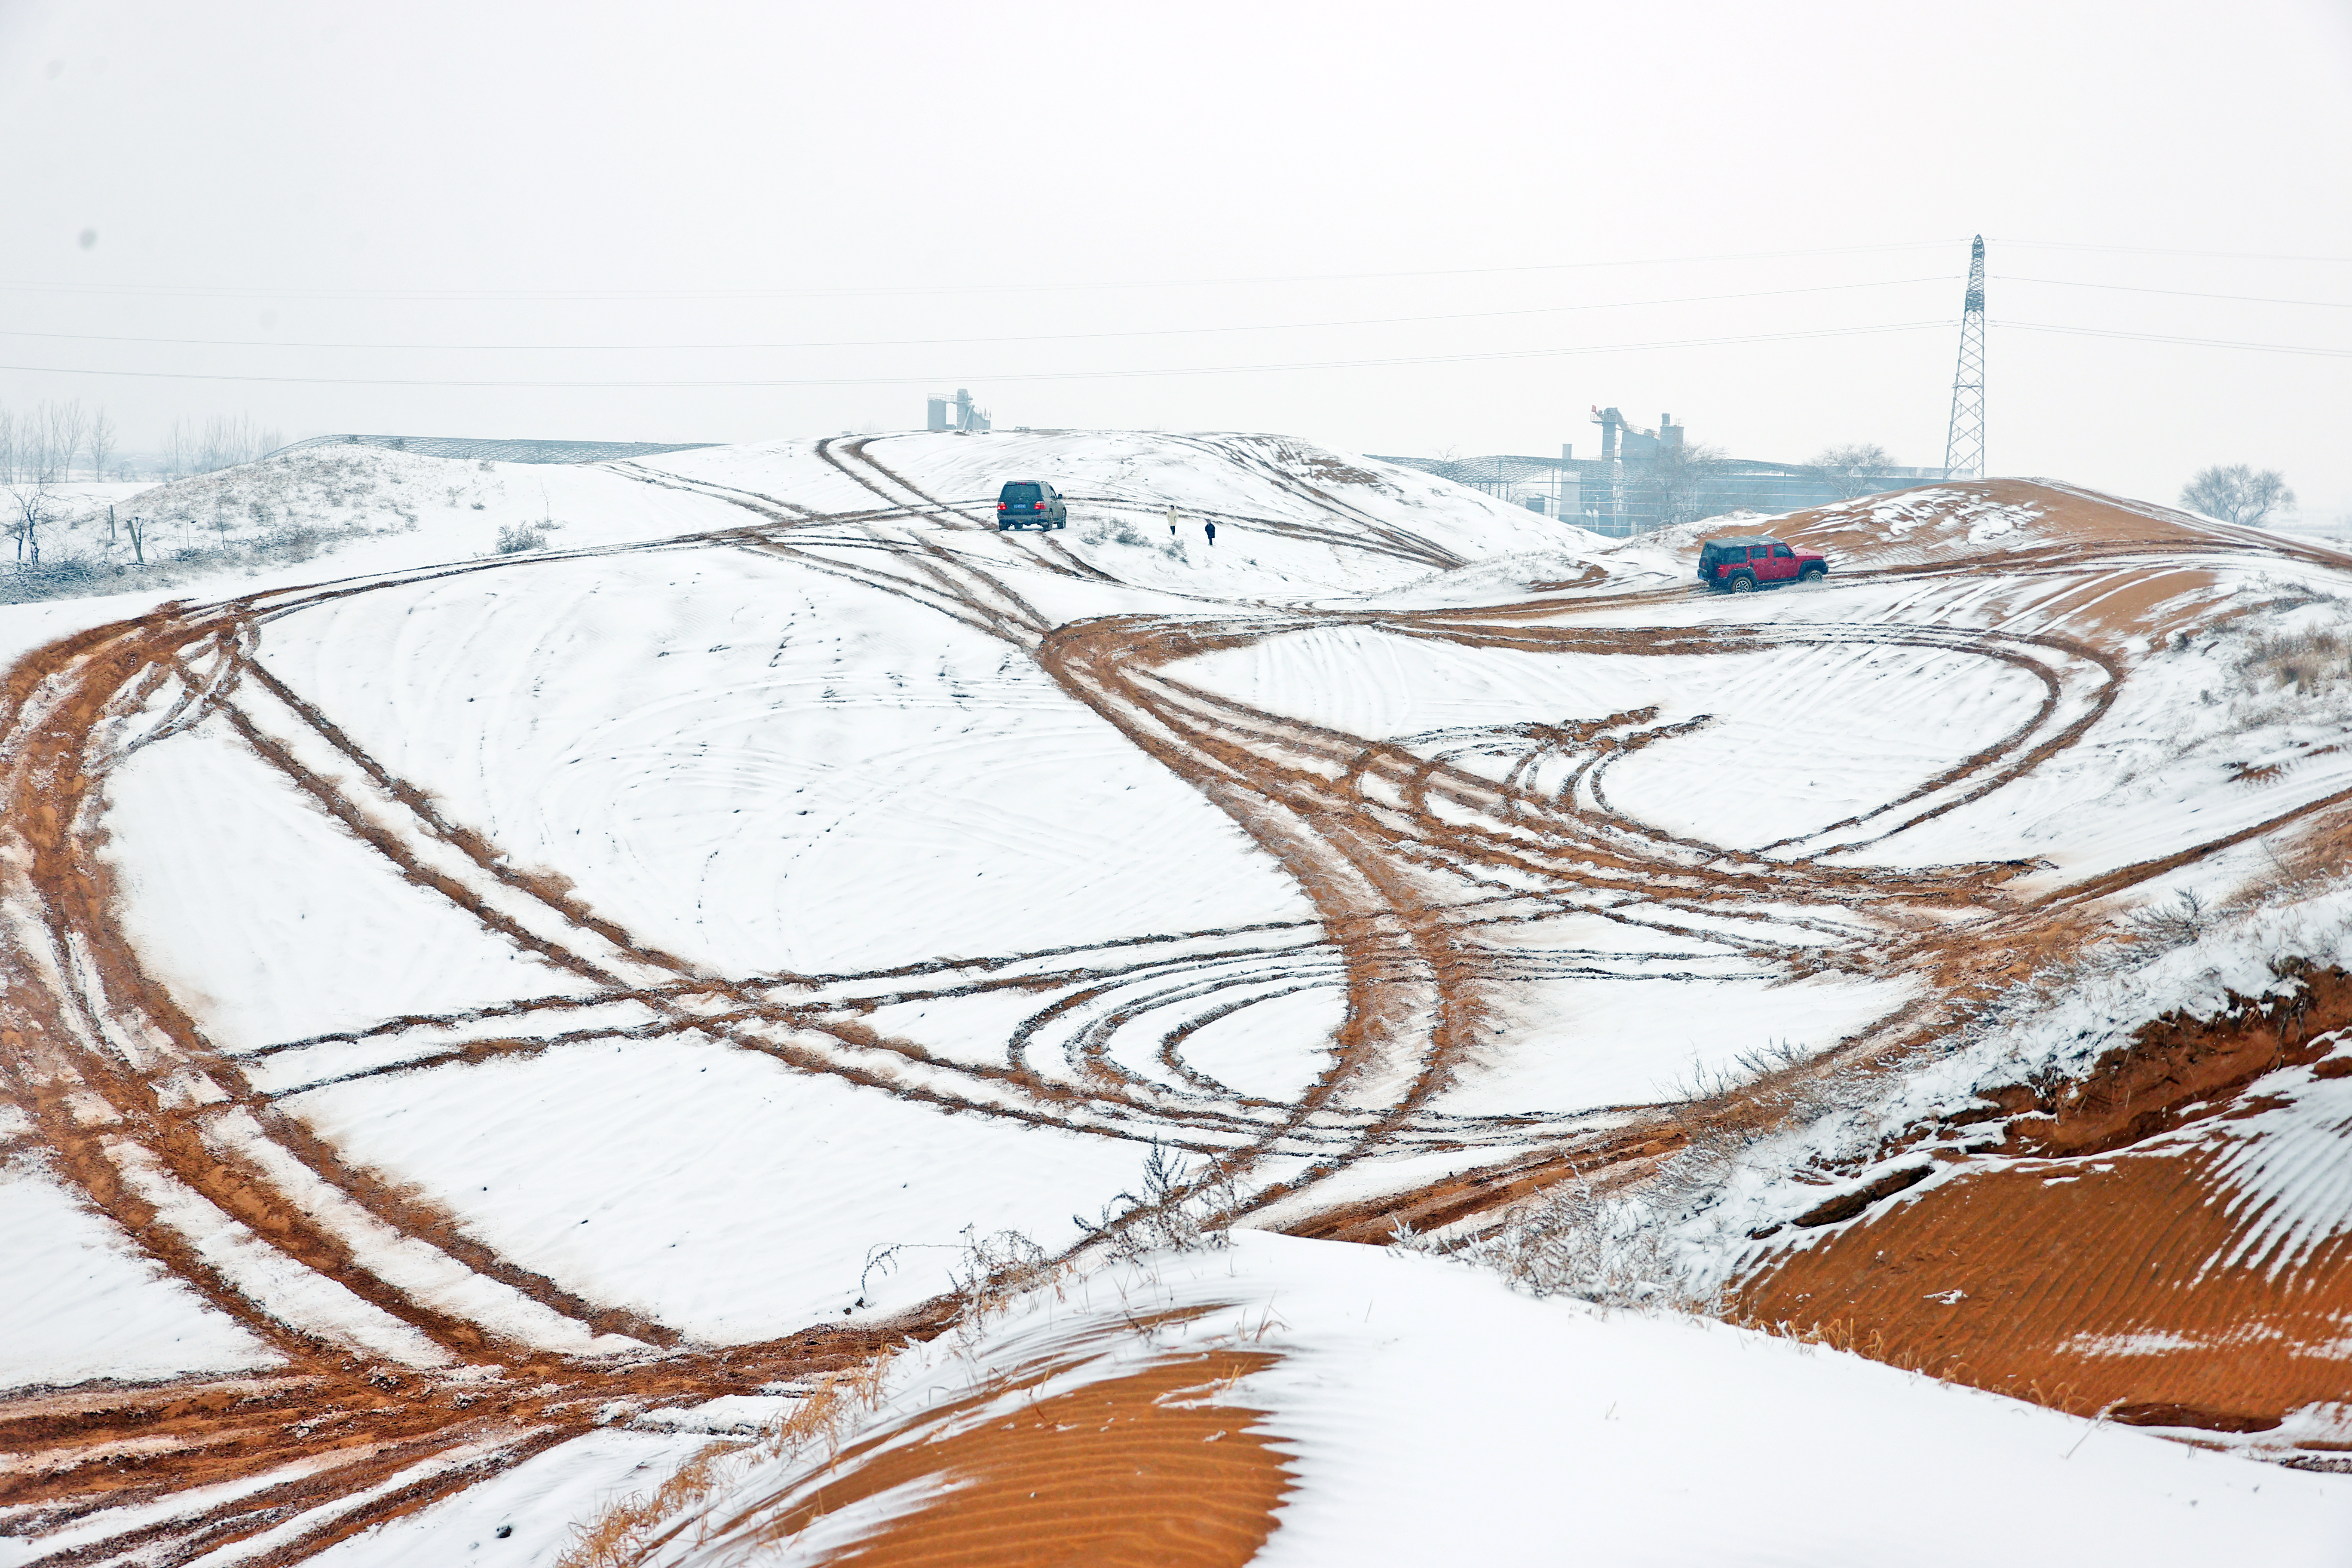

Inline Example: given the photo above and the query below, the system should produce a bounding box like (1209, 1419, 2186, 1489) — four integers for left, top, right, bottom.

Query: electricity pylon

(1943, 235, 1987, 481)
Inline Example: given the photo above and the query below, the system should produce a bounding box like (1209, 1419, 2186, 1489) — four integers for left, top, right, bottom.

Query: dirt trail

(6, 470, 2350, 1559)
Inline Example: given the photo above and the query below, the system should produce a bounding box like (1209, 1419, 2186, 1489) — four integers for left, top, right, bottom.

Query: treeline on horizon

(0, 398, 284, 486)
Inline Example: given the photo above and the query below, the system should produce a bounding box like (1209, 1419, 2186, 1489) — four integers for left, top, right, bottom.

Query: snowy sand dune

(7, 442, 2352, 1562)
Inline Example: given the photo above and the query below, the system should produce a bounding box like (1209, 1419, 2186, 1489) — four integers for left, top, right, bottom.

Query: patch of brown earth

(645, 1339, 1289, 1568)
(1734, 968, 2352, 1433)
(2010, 565, 2224, 641)
(1768, 479, 2233, 574)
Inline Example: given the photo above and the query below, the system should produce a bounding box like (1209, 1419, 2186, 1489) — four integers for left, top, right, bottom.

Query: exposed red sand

(655, 1344, 1291, 1568)
(1735, 971, 2352, 1435)
(1773, 479, 2228, 571)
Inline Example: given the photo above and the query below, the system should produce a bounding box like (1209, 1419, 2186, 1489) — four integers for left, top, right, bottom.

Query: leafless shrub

(1085, 514, 1156, 550)
(2238, 627, 2352, 698)
(258, 522, 325, 563)
(946, 1225, 1053, 1319)
(1074, 1142, 1239, 1261)
(2125, 888, 2207, 945)
(495, 521, 549, 554)
(1453, 1173, 1715, 1311)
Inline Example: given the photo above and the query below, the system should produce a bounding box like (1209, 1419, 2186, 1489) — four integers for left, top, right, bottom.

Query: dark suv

(996, 480, 1067, 530)
(1698, 535, 1828, 592)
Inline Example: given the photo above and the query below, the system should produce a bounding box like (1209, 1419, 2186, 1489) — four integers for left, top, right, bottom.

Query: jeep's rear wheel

(1729, 573, 1757, 593)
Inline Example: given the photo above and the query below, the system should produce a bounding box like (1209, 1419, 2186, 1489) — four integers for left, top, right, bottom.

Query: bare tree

(86, 407, 116, 481)
(197, 416, 234, 473)
(6, 484, 49, 565)
(24, 405, 58, 485)
(0, 405, 13, 484)
(1810, 442, 1893, 499)
(1638, 441, 1729, 527)
(47, 400, 87, 483)
(194, 412, 277, 473)
(2181, 464, 2295, 527)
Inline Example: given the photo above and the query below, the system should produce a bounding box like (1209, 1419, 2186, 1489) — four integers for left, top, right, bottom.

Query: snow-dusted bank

(340, 1236, 2352, 1568)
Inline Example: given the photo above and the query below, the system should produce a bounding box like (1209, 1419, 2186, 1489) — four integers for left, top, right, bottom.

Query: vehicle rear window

(1001, 482, 1041, 504)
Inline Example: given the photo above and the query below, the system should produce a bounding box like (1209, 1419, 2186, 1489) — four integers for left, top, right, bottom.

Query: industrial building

(925, 389, 993, 433)
(1373, 407, 1953, 537)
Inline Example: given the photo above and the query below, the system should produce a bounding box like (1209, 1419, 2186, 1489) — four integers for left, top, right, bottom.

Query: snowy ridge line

(1158, 432, 1466, 569)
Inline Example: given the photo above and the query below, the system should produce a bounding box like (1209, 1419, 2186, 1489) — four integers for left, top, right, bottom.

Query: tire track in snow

(12, 472, 2352, 1559)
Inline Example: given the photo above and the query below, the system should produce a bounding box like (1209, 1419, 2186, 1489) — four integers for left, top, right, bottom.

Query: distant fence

(264, 434, 721, 466)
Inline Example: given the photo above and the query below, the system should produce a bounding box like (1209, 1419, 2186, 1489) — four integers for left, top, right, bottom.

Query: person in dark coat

(1204, 519, 1217, 547)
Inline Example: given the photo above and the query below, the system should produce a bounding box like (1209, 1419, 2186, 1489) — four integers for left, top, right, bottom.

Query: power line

(0, 320, 1954, 389)
(0, 240, 1970, 303)
(0, 276, 1956, 354)
(1998, 320, 2352, 358)
(1994, 239, 2352, 265)
(2000, 275, 2352, 309)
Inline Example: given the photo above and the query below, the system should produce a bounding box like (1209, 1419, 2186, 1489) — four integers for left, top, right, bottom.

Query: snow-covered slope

(556, 1234, 2352, 1568)
(7, 435, 2352, 1564)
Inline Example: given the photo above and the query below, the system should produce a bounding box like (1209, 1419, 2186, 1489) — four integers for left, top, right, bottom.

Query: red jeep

(1698, 535, 1828, 592)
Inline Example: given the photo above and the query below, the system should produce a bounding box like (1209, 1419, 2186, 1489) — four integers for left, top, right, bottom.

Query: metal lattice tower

(1942, 235, 1987, 480)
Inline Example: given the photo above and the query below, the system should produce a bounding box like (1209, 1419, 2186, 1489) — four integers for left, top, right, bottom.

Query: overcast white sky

(3, 0, 2347, 514)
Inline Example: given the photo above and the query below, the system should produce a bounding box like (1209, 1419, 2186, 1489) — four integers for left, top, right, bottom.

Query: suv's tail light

(997, 502, 1008, 510)
(1034, 501, 1046, 509)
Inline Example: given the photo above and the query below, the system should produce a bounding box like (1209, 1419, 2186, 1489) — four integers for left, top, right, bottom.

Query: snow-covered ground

(7, 435, 2352, 1564)
(495, 1234, 2352, 1568)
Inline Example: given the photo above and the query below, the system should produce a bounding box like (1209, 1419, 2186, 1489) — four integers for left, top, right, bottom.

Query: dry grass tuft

(554, 1440, 734, 1568)
(2239, 627, 2352, 697)
(554, 1346, 907, 1568)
